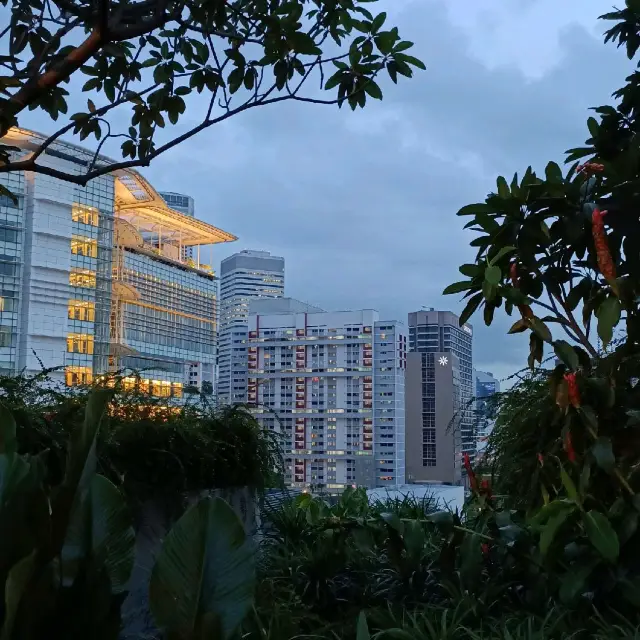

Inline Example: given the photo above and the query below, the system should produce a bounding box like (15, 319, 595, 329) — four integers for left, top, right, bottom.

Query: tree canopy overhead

(0, 0, 424, 186)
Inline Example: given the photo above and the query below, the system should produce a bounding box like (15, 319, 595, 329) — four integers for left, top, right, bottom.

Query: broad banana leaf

(149, 496, 256, 640)
(50, 389, 112, 557)
(61, 474, 135, 593)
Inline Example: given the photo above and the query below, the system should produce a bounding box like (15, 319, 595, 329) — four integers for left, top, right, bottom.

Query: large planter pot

(120, 486, 257, 639)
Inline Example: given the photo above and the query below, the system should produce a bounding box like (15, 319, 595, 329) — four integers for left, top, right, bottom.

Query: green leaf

(554, 340, 579, 370)
(530, 318, 552, 343)
(61, 474, 135, 593)
(426, 510, 454, 527)
(50, 389, 112, 556)
(459, 291, 483, 326)
(583, 510, 619, 562)
(149, 497, 255, 639)
(596, 296, 621, 350)
(1, 550, 37, 640)
(540, 506, 574, 555)
(591, 437, 615, 474)
(559, 561, 596, 603)
(488, 245, 516, 266)
(395, 52, 426, 70)
(457, 203, 496, 216)
(508, 319, 528, 334)
(356, 612, 371, 640)
(482, 280, 497, 302)
(484, 265, 501, 285)
(370, 11, 386, 33)
(459, 264, 480, 278)
(545, 161, 563, 183)
(0, 402, 16, 454)
(530, 499, 574, 526)
(288, 32, 322, 55)
(560, 464, 580, 504)
(496, 176, 510, 198)
(375, 31, 396, 54)
(363, 80, 382, 100)
(442, 281, 473, 295)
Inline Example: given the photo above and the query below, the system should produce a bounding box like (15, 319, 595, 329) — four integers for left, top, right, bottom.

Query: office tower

(217, 250, 284, 405)
(158, 191, 195, 260)
(247, 300, 407, 491)
(405, 309, 473, 485)
(1, 128, 235, 395)
(158, 192, 195, 217)
(474, 369, 500, 453)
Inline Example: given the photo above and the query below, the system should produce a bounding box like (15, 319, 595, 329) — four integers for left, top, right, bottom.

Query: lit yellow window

(65, 366, 93, 386)
(172, 382, 183, 398)
(71, 235, 98, 258)
(72, 203, 99, 226)
(68, 300, 95, 322)
(69, 269, 96, 288)
(66, 333, 94, 354)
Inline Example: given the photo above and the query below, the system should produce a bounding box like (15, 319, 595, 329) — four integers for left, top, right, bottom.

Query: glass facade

(1, 129, 235, 395)
(111, 248, 217, 395)
(66, 181, 114, 379)
(0, 170, 23, 374)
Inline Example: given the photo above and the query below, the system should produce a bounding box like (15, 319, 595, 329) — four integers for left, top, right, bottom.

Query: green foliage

(0, 371, 282, 499)
(0, 0, 424, 186)
(441, 0, 640, 635)
(0, 388, 260, 640)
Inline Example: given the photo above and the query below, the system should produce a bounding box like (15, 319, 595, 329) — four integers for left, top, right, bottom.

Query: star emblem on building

(438, 356, 448, 366)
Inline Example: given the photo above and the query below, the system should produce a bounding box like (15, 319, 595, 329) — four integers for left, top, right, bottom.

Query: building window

(71, 235, 98, 257)
(68, 300, 95, 322)
(69, 269, 96, 288)
(67, 333, 94, 354)
(0, 326, 11, 347)
(72, 203, 99, 226)
(65, 366, 93, 386)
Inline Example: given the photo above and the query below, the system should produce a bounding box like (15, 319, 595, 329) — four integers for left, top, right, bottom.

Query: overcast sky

(19, 0, 631, 384)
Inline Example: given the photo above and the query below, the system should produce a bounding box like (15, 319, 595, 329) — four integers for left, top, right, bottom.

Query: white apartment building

(217, 250, 284, 405)
(247, 299, 407, 491)
(0, 128, 235, 392)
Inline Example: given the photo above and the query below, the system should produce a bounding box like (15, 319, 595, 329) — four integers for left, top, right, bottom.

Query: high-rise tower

(405, 309, 473, 485)
(217, 250, 284, 405)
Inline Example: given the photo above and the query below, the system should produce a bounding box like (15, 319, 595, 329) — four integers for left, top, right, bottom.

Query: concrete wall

(405, 352, 462, 485)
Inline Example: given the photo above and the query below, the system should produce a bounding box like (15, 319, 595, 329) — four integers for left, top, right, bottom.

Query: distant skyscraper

(158, 191, 196, 260)
(217, 250, 285, 405)
(247, 300, 407, 491)
(405, 310, 473, 485)
(158, 191, 195, 217)
(474, 369, 500, 454)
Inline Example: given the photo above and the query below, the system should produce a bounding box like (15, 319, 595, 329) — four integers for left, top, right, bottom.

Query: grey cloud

(18, 0, 631, 382)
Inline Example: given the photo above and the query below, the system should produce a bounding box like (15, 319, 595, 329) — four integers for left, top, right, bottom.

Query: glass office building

(1, 128, 236, 395)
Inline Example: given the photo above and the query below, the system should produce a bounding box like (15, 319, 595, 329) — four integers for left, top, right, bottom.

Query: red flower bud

(510, 262, 519, 288)
(481, 543, 490, 557)
(537, 453, 544, 466)
(564, 431, 576, 463)
(463, 453, 478, 493)
(592, 208, 617, 286)
(564, 372, 581, 408)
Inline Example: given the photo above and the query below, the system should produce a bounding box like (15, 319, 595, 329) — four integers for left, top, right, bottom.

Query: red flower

(564, 372, 581, 408)
(537, 453, 544, 466)
(481, 543, 490, 557)
(564, 431, 576, 463)
(463, 453, 478, 493)
(480, 478, 493, 500)
(592, 208, 617, 285)
(510, 262, 519, 288)
(578, 162, 605, 175)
